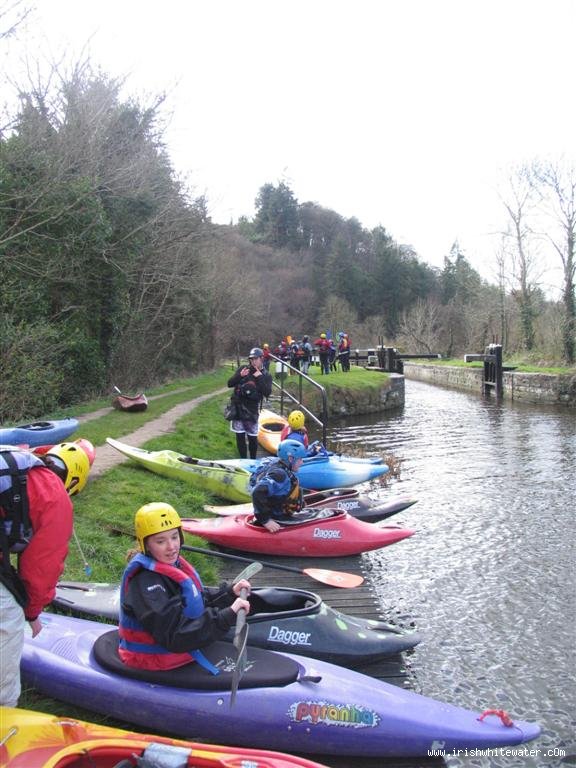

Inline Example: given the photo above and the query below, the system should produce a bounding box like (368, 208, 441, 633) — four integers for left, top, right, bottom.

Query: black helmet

(249, 347, 264, 358)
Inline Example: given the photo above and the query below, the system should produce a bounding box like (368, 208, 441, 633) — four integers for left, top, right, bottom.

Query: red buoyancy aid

(119, 553, 220, 674)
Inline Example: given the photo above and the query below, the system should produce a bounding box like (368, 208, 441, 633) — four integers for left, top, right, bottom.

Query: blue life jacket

(119, 553, 220, 674)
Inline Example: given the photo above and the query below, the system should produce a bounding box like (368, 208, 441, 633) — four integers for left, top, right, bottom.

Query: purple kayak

(21, 613, 541, 758)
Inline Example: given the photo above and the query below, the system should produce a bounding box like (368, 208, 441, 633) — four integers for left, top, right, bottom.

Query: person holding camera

(226, 347, 272, 459)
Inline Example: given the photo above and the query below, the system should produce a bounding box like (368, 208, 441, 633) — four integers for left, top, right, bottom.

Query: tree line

(0, 63, 573, 421)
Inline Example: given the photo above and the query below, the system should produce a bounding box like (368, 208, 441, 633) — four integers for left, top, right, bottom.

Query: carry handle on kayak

(181, 544, 364, 588)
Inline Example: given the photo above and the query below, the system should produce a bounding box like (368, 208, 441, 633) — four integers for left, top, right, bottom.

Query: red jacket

(18, 467, 73, 620)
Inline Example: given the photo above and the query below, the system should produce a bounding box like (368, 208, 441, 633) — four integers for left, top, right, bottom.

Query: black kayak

(53, 582, 421, 667)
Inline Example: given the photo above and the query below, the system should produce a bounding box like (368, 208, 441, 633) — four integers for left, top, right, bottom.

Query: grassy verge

(406, 358, 576, 375)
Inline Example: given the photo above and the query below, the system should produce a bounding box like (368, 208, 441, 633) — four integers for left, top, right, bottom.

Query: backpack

(0, 449, 38, 607)
(0, 449, 35, 554)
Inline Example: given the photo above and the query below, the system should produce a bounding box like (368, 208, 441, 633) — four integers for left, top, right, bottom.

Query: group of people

(265, 332, 351, 376)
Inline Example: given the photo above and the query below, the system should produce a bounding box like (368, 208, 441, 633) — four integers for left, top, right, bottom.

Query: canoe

(0, 707, 327, 768)
(31, 437, 96, 466)
(258, 408, 288, 454)
(52, 582, 421, 666)
(205, 489, 418, 523)
(106, 437, 253, 502)
(0, 417, 79, 448)
(181, 508, 414, 557)
(21, 612, 541, 757)
(112, 391, 148, 412)
(222, 454, 389, 491)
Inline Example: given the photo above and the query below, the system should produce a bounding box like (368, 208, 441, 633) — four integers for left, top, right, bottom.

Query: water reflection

(327, 380, 576, 768)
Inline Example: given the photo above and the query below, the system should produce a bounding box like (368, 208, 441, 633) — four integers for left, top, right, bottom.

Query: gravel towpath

(88, 388, 227, 479)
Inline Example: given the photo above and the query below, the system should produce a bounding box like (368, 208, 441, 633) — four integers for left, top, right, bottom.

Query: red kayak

(181, 508, 414, 557)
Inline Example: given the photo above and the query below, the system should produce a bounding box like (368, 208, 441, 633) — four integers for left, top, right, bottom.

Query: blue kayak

(222, 454, 389, 490)
(22, 613, 541, 758)
(0, 418, 79, 448)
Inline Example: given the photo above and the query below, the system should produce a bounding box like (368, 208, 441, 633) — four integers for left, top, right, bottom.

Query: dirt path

(89, 388, 227, 479)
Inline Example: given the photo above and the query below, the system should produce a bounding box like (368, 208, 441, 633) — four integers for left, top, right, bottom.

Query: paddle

(230, 561, 262, 706)
(181, 544, 364, 588)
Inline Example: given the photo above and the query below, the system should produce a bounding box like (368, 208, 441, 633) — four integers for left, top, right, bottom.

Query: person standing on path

(227, 347, 272, 459)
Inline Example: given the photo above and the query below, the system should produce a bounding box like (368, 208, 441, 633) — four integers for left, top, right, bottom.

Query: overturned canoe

(52, 582, 421, 666)
(181, 508, 414, 557)
(112, 391, 148, 412)
(21, 612, 541, 758)
(0, 707, 327, 768)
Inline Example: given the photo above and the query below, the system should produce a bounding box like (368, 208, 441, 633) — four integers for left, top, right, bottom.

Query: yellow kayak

(257, 408, 288, 454)
(0, 707, 328, 768)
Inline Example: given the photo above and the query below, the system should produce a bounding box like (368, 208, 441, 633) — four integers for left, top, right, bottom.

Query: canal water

(326, 379, 575, 768)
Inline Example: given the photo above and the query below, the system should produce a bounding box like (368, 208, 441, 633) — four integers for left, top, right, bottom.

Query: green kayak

(105, 438, 252, 502)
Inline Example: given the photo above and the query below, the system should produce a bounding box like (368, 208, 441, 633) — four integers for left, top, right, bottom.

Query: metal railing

(266, 353, 328, 445)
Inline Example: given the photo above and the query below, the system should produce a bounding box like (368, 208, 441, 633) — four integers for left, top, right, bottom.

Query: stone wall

(403, 363, 576, 407)
(299, 373, 405, 416)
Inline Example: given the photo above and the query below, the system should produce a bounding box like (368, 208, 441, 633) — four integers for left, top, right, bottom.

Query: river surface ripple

(327, 379, 576, 768)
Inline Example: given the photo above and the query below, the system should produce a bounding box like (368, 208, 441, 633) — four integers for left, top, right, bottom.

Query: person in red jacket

(0, 443, 88, 707)
(313, 333, 331, 375)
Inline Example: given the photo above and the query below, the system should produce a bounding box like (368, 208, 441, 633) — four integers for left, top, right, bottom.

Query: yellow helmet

(320, 333, 326, 338)
(135, 502, 183, 553)
(288, 410, 305, 430)
(46, 442, 90, 496)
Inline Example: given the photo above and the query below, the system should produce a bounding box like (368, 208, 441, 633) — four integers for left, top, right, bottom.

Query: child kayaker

(250, 439, 307, 533)
(280, 409, 309, 448)
(119, 502, 251, 672)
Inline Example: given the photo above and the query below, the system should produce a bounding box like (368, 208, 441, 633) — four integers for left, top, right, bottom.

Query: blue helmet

(277, 439, 307, 466)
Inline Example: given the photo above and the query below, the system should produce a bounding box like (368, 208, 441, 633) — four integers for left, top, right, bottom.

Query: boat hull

(223, 455, 389, 490)
(181, 510, 414, 557)
(106, 437, 252, 502)
(21, 613, 541, 758)
(0, 418, 79, 448)
(0, 707, 327, 768)
(205, 489, 418, 523)
(112, 392, 148, 412)
(52, 583, 421, 665)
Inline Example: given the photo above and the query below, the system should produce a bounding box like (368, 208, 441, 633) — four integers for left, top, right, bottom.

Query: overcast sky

(4, 0, 575, 295)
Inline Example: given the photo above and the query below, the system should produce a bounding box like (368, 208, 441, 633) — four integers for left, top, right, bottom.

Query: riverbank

(403, 362, 576, 407)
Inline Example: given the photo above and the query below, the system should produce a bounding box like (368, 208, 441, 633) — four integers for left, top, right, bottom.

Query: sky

(3, 0, 575, 295)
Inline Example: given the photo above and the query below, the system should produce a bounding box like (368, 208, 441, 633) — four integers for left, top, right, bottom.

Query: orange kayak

(0, 707, 328, 768)
(257, 408, 288, 454)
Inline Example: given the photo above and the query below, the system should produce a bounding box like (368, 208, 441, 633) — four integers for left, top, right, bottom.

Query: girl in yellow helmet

(280, 410, 309, 448)
(118, 502, 251, 673)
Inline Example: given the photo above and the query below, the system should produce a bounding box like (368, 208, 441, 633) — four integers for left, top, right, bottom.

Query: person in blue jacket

(250, 440, 307, 533)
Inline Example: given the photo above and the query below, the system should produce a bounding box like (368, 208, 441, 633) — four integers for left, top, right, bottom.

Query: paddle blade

(303, 568, 364, 588)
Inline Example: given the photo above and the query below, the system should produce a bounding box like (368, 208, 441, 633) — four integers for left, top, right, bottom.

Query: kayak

(205, 489, 418, 523)
(0, 707, 327, 768)
(112, 391, 148, 412)
(0, 417, 79, 448)
(222, 454, 389, 491)
(21, 612, 541, 757)
(106, 437, 253, 502)
(52, 582, 421, 665)
(258, 408, 287, 454)
(31, 437, 96, 466)
(181, 508, 414, 557)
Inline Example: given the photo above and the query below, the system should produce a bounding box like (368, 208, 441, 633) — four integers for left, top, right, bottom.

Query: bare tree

(498, 167, 543, 351)
(0, 0, 30, 41)
(530, 158, 575, 363)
